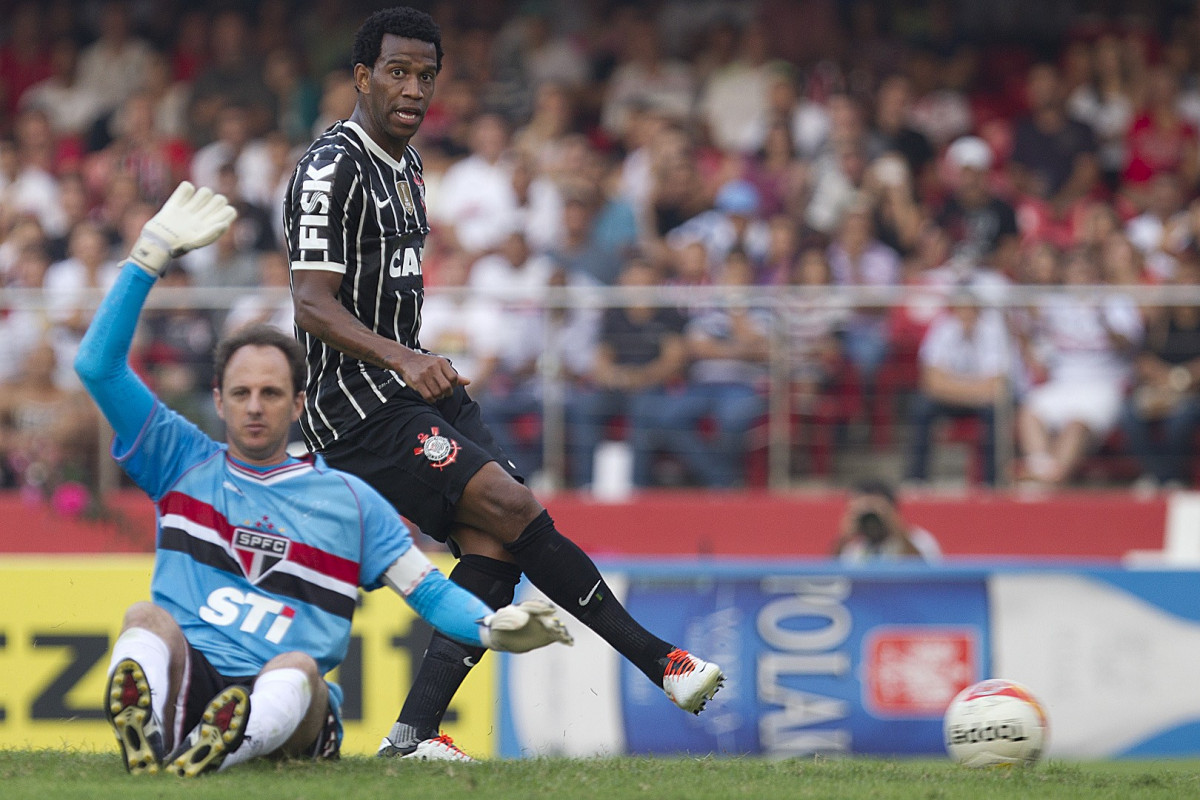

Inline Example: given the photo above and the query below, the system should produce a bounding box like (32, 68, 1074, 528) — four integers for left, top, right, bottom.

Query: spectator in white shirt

(468, 226, 557, 306)
(18, 38, 105, 138)
(43, 222, 120, 390)
(1016, 248, 1143, 486)
(190, 102, 275, 209)
(75, 1, 153, 120)
(222, 251, 294, 336)
(904, 287, 1012, 486)
(419, 248, 505, 397)
(0, 137, 65, 239)
(478, 266, 601, 482)
(696, 20, 775, 155)
(1125, 172, 1189, 282)
(429, 114, 519, 256)
(600, 19, 695, 138)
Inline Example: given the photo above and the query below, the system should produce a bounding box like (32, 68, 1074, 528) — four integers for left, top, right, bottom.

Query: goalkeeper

(74, 182, 572, 778)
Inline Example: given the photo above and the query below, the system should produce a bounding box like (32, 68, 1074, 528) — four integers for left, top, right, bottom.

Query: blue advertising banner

(500, 562, 1200, 759)
(616, 570, 988, 756)
(501, 562, 990, 758)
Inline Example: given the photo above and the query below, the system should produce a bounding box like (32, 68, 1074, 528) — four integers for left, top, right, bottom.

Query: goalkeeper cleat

(662, 649, 726, 715)
(165, 685, 251, 777)
(378, 731, 476, 762)
(105, 658, 165, 775)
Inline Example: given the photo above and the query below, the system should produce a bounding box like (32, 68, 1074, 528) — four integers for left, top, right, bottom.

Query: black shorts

(319, 385, 523, 543)
(181, 642, 341, 759)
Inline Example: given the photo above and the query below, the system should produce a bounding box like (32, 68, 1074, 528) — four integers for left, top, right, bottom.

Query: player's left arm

(356, 488, 570, 652)
(380, 548, 573, 653)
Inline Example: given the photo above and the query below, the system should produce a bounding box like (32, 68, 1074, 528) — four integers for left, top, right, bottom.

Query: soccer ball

(943, 678, 1048, 768)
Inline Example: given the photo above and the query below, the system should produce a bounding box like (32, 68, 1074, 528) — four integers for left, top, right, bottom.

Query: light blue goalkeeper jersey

(75, 262, 493, 699)
(116, 401, 407, 678)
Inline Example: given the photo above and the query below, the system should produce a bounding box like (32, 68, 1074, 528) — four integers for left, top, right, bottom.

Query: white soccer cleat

(378, 732, 476, 762)
(105, 658, 165, 775)
(662, 649, 725, 714)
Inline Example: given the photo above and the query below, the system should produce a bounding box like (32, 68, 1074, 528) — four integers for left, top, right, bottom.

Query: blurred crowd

(4, 0, 1200, 504)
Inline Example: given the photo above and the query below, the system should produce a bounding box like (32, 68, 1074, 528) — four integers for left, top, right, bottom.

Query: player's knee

(488, 482, 541, 528)
(262, 651, 321, 681)
(122, 601, 173, 632)
(461, 466, 542, 534)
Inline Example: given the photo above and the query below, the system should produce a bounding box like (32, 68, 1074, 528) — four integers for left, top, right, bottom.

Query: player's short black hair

(214, 324, 306, 395)
(351, 6, 443, 73)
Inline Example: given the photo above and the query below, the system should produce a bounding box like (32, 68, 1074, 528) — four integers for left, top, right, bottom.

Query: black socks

(505, 510, 673, 684)
(398, 510, 677, 742)
(395, 554, 521, 739)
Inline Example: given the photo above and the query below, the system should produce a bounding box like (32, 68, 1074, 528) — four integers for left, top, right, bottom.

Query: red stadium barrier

(0, 488, 1167, 561)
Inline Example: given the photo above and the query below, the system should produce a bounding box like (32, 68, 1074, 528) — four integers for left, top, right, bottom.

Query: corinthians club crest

(414, 426, 460, 470)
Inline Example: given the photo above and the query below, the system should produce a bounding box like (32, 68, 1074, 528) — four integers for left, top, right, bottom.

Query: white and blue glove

(480, 600, 574, 652)
(130, 181, 238, 277)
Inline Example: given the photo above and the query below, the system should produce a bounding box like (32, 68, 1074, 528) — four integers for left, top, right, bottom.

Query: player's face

(355, 34, 437, 146)
(214, 345, 304, 466)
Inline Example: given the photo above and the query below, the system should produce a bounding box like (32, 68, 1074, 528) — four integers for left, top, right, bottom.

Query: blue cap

(715, 180, 760, 216)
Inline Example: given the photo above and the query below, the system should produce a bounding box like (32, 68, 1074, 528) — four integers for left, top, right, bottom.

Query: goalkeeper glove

(479, 599, 574, 652)
(130, 181, 238, 277)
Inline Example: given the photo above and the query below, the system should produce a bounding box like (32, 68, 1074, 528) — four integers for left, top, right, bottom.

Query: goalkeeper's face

(213, 344, 304, 466)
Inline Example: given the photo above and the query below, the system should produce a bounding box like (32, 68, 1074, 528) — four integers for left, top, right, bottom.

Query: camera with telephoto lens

(855, 509, 889, 545)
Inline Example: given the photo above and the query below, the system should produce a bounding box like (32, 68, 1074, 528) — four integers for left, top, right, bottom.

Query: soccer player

(286, 6, 725, 761)
(76, 182, 572, 777)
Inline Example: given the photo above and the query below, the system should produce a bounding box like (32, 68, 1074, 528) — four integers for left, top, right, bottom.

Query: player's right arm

(292, 268, 464, 402)
(286, 149, 464, 403)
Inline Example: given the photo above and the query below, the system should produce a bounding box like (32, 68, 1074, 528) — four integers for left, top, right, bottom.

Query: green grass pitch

(3, 750, 1200, 800)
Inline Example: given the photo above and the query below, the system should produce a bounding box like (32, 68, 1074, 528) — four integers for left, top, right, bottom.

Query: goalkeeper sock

(109, 628, 171, 731)
(505, 510, 674, 685)
(220, 668, 311, 770)
(395, 555, 521, 740)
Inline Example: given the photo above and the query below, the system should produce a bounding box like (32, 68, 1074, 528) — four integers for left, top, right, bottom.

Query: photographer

(832, 480, 942, 563)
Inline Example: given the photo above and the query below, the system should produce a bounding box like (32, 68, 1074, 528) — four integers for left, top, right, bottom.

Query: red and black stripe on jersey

(158, 491, 360, 620)
(284, 120, 430, 450)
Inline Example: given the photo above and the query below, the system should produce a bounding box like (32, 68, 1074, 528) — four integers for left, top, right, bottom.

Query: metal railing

(3, 281, 1194, 496)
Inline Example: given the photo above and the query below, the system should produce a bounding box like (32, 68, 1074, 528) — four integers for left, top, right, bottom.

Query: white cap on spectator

(946, 136, 993, 171)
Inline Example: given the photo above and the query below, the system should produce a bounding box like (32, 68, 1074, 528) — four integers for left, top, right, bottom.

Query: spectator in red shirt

(1122, 64, 1199, 211)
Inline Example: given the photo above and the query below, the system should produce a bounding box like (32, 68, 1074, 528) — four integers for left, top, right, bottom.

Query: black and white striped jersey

(284, 119, 429, 450)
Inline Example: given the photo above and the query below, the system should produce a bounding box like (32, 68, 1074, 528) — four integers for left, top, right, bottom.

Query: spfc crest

(396, 179, 417, 216)
(414, 426, 460, 470)
(233, 527, 290, 583)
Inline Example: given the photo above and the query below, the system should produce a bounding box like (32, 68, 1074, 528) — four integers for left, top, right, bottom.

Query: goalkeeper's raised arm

(74, 181, 238, 444)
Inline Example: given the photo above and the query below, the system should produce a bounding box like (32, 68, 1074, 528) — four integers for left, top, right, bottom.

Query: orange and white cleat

(662, 648, 726, 714)
(381, 729, 480, 767)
